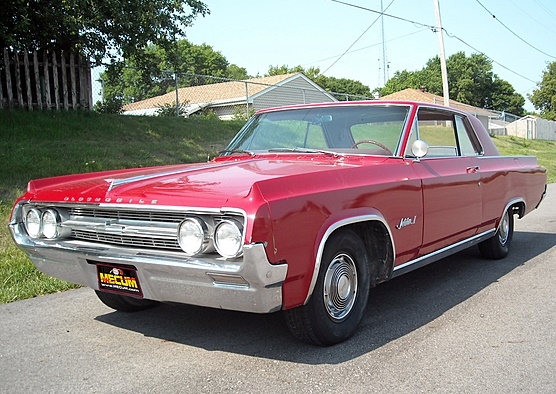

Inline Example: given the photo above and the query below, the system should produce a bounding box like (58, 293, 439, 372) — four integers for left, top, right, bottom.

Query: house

(380, 88, 499, 131)
(122, 73, 337, 119)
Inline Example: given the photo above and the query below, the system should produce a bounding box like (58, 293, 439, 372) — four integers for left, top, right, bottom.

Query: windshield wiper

(268, 147, 344, 157)
(218, 149, 256, 157)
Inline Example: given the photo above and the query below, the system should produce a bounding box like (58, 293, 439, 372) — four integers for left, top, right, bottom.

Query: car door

(408, 108, 483, 255)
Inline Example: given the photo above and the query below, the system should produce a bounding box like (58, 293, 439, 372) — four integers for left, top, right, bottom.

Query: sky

(185, 0, 556, 112)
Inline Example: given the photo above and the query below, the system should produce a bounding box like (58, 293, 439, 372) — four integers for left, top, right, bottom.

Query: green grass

(492, 135, 556, 182)
(0, 110, 553, 303)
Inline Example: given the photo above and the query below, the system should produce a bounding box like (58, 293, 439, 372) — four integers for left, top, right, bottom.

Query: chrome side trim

(304, 214, 395, 305)
(392, 229, 495, 278)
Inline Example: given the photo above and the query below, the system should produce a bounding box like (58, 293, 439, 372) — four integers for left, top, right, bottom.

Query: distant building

(122, 73, 337, 119)
(505, 115, 556, 141)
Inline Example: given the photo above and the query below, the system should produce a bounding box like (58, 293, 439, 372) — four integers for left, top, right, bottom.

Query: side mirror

(411, 140, 429, 159)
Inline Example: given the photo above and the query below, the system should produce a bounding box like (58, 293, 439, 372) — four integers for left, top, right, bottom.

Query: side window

(417, 109, 458, 157)
(455, 115, 481, 156)
(404, 118, 419, 156)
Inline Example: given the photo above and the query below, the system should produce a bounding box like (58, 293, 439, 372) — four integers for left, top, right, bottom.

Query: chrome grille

(72, 229, 181, 250)
(68, 207, 187, 223)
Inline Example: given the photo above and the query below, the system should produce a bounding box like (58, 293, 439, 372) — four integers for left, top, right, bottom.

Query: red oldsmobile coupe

(9, 101, 546, 345)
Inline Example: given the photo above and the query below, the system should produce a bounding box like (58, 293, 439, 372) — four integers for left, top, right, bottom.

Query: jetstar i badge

(396, 216, 417, 230)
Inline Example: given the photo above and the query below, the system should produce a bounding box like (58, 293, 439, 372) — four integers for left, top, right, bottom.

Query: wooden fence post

(33, 50, 43, 110)
(14, 52, 24, 107)
(61, 50, 69, 110)
(43, 49, 51, 110)
(23, 50, 33, 110)
(4, 49, 13, 106)
(52, 50, 60, 110)
(70, 52, 77, 109)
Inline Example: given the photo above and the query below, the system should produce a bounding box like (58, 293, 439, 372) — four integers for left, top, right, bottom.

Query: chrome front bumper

(9, 221, 288, 314)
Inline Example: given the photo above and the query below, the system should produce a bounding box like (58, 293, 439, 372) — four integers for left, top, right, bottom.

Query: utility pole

(380, 0, 387, 86)
(433, 0, 450, 107)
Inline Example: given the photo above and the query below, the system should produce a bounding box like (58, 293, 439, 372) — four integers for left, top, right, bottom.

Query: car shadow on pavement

(95, 230, 555, 365)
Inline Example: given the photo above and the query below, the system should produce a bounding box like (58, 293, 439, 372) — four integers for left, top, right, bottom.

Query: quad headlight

(214, 219, 244, 258)
(24, 208, 42, 238)
(178, 218, 211, 256)
(23, 207, 67, 240)
(178, 216, 244, 258)
(42, 209, 61, 239)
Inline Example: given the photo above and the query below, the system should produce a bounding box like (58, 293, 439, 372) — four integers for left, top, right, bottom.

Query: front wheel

(95, 290, 159, 312)
(479, 209, 514, 260)
(284, 229, 371, 346)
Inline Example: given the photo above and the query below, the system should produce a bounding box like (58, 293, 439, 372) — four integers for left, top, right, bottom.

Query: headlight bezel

(214, 218, 244, 259)
(42, 209, 61, 239)
(22, 206, 68, 240)
(24, 208, 43, 239)
(178, 217, 212, 256)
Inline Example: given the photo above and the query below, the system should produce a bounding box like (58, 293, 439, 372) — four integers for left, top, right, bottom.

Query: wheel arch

(304, 209, 396, 305)
(504, 198, 526, 221)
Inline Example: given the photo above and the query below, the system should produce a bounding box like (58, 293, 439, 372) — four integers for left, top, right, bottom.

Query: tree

(490, 78, 525, 116)
(100, 39, 246, 105)
(529, 61, 556, 120)
(378, 52, 525, 115)
(0, 0, 209, 65)
(266, 65, 372, 100)
(226, 64, 250, 80)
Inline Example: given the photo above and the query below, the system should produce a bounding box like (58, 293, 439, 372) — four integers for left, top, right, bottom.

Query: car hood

(24, 155, 387, 208)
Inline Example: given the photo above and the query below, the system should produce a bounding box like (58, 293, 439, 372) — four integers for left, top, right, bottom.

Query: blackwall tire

(95, 290, 158, 312)
(479, 209, 514, 260)
(284, 229, 371, 346)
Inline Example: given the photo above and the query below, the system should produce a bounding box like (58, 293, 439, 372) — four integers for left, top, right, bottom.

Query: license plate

(97, 263, 143, 297)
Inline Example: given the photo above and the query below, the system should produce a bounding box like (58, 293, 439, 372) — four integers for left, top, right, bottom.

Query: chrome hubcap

(323, 253, 358, 321)
(498, 211, 510, 245)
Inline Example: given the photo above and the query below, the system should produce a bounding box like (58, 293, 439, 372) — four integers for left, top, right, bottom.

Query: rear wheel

(479, 209, 514, 260)
(95, 290, 158, 312)
(284, 229, 371, 346)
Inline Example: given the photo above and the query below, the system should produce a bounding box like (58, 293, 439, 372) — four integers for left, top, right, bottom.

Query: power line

(532, 0, 556, 21)
(331, 0, 541, 86)
(331, 0, 436, 31)
(303, 29, 429, 68)
(507, 0, 556, 36)
(321, 0, 396, 75)
(474, 0, 556, 59)
(444, 32, 538, 84)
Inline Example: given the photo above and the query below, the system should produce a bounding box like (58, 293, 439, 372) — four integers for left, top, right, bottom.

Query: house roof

(381, 88, 497, 117)
(123, 73, 305, 112)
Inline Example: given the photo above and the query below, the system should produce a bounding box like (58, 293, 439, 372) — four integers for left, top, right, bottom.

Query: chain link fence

(91, 68, 373, 120)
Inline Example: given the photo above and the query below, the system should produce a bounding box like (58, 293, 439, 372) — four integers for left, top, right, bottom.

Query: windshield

(223, 104, 410, 156)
